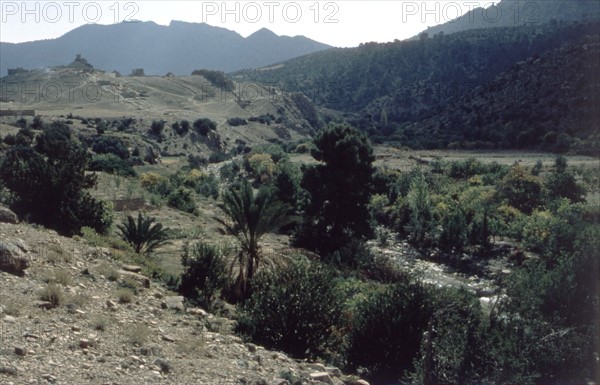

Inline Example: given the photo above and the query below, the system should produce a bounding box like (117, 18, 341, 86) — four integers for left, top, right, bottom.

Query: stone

(79, 339, 90, 349)
(118, 270, 150, 288)
(106, 300, 117, 309)
(0, 206, 18, 224)
(164, 296, 185, 312)
(34, 301, 53, 310)
(122, 264, 142, 273)
(4, 315, 16, 323)
(309, 372, 334, 385)
(153, 358, 171, 373)
(162, 334, 177, 342)
(0, 242, 29, 276)
(0, 366, 18, 376)
(271, 380, 290, 385)
(326, 367, 342, 377)
(246, 343, 257, 353)
(14, 345, 27, 356)
(347, 380, 370, 385)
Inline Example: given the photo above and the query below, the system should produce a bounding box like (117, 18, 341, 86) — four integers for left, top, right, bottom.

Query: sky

(0, 1, 499, 47)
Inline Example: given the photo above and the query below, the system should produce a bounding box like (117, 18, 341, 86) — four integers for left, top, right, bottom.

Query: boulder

(118, 270, 150, 288)
(163, 296, 185, 312)
(309, 372, 334, 385)
(0, 206, 18, 224)
(0, 242, 29, 276)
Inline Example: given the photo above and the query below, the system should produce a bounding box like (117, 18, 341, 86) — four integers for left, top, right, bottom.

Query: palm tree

(215, 180, 293, 299)
(117, 212, 170, 254)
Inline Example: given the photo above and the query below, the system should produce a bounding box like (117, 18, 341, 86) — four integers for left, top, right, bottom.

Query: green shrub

(39, 284, 65, 308)
(89, 153, 136, 176)
(227, 117, 248, 126)
(167, 187, 198, 215)
(116, 212, 170, 255)
(91, 136, 130, 159)
(179, 242, 228, 308)
(150, 120, 165, 137)
(193, 118, 217, 135)
(346, 278, 432, 383)
(236, 259, 344, 358)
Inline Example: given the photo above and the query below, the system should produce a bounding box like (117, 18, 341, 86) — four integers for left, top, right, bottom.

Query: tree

(215, 180, 292, 300)
(193, 118, 217, 136)
(0, 122, 112, 236)
(497, 163, 544, 214)
(117, 212, 170, 254)
(406, 170, 435, 244)
(295, 124, 375, 255)
(545, 156, 586, 203)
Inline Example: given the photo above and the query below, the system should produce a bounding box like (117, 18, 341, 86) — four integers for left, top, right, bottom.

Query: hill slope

(417, 0, 599, 38)
(237, 20, 599, 132)
(0, 21, 332, 76)
(406, 36, 600, 153)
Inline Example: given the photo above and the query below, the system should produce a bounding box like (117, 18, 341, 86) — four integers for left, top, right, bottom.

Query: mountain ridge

(0, 21, 332, 76)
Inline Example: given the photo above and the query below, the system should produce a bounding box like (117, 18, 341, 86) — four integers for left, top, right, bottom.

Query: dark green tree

(545, 156, 586, 203)
(117, 212, 170, 254)
(0, 122, 111, 236)
(295, 124, 375, 255)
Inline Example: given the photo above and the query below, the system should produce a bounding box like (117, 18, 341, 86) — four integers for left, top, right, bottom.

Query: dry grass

(38, 284, 65, 308)
(115, 288, 135, 304)
(91, 314, 115, 331)
(124, 323, 151, 346)
(97, 262, 120, 281)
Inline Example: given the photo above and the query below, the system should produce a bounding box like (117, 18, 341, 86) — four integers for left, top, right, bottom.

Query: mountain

(405, 36, 600, 154)
(236, 20, 599, 131)
(416, 0, 600, 38)
(0, 21, 332, 76)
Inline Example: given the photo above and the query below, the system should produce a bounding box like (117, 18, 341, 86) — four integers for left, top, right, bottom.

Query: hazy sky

(0, 1, 495, 47)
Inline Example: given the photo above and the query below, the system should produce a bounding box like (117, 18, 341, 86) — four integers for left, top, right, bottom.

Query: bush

(227, 117, 248, 126)
(89, 154, 136, 176)
(172, 121, 190, 135)
(167, 187, 198, 215)
(39, 284, 65, 308)
(236, 259, 344, 358)
(346, 278, 432, 383)
(179, 242, 228, 309)
(0, 123, 113, 236)
(184, 170, 219, 199)
(150, 120, 165, 137)
(193, 118, 217, 136)
(91, 136, 130, 159)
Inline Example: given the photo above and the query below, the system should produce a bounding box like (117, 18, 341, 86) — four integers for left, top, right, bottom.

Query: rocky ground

(0, 217, 368, 385)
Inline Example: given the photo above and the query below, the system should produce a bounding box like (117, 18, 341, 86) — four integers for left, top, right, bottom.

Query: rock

(161, 334, 177, 342)
(12, 239, 28, 252)
(153, 358, 171, 373)
(34, 301, 53, 310)
(0, 206, 18, 224)
(41, 374, 57, 383)
(164, 296, 185, 312)
(0, 242, 29, 276)
(347, 380, 370, 385)
(79, 339, 90, 349)
(118, 270, 150, 288)
(186, 308, 207, 318)
(106, 300, 117, 309)
(326, 367, 342, 377)
(271, 380, 290, 385)
(0, 366, 18, 375)
(4, 315, 16, 323)
(309, 372, 334, 385)
(14, 345, 27, 356)
(122, 264, 142, 273)
(246, 343, 257, 353)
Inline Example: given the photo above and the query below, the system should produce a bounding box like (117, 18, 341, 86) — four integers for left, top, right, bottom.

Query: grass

(44, 268, 72, 286)
(115, 288, 135, 304)
(96, 261, 120, 281)
(124, 323, 151, 346)
(38, 284, 65, 308)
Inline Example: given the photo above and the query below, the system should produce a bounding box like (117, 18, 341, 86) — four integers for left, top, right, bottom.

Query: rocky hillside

(408, 36, 600, 153)
(0, 210, 368, 385)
